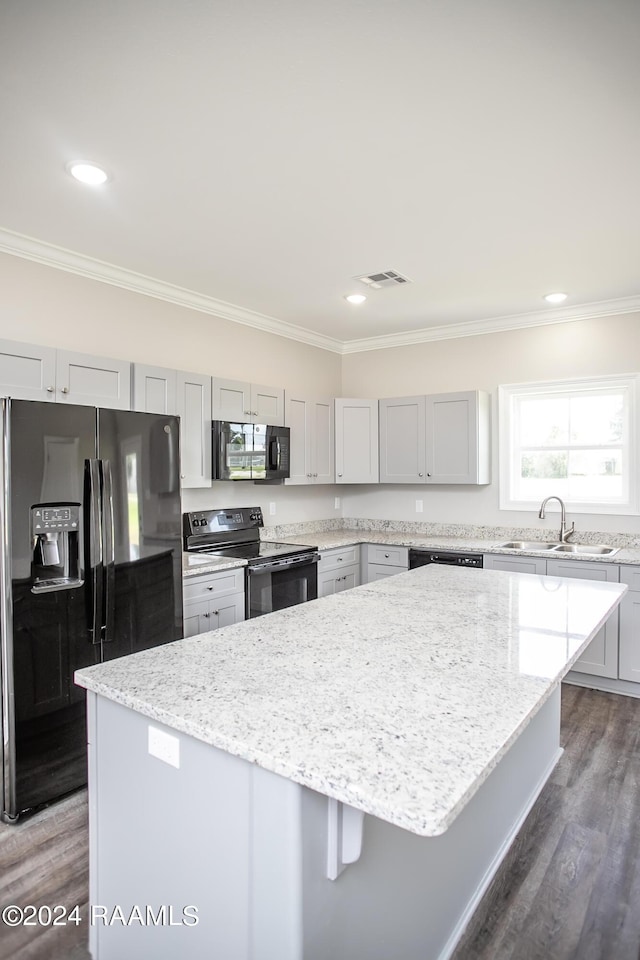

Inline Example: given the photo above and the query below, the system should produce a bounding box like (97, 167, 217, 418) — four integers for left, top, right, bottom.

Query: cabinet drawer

(318, 545, 360, 573)
(183, 568, 245, 602)
(620, 565, 640, 593)
(364, 544, 408, 568)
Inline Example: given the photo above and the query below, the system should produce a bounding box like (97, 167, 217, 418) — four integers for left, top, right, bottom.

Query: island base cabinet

(87, 687, 561, 960)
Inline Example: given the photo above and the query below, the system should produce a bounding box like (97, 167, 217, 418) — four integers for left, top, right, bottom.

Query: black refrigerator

(0, 399, 183, 822)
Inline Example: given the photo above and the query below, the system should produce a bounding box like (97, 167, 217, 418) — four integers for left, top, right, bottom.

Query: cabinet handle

(313, 472, 318, 477)
(213, 610, 219, 615)
(244, 409, 251, 415)
(384, 553, 389, 558)
(207, 586, 214, 591)
(203, 612, 210, 618)
(338, 473, 342, 477)
(337, 557, 343, 561)
(60, 387, 69, 394)
(180, 474, 185, 479)
(418, 472, 423, 477)
(47, 385, 54, 393)
(427, 473, 432, 477)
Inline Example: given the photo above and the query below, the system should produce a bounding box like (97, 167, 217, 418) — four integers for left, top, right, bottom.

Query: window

(499, 375, 639, 514)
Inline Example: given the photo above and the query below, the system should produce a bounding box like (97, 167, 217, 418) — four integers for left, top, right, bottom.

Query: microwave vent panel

(355, 270, 412, 289)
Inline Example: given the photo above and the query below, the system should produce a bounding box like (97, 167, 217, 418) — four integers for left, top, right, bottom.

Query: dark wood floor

(1, 684, 639, 960)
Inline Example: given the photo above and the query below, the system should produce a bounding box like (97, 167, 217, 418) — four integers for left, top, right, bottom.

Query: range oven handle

(247, 553, 319, 574)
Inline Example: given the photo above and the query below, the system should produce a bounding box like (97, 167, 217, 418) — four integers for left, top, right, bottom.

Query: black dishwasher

(409, 549, 483, 569)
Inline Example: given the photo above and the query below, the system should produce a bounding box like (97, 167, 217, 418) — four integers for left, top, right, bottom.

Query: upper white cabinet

(379, 390, 490, 485)
(335, 398, 379, 484)
(212, 377, 284, 425)
(132, 363, 178, 415)
(176, 371, 212, 488)
(0, 340, 131, 409)
(285, 393, 334, 485)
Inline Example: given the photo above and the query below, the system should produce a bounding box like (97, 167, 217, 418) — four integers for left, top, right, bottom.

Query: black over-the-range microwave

(211, 420, 290, 481)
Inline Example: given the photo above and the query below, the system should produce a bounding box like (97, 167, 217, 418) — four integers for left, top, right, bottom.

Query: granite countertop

(182, 553, 247, 577)
(275, 529, 640, 565)
(76, 565, 625, 838)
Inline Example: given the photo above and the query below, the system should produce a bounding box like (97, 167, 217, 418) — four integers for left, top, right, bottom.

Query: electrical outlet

(269, 502, 276, 516)
(334, 497, 341, 509)
(148, 726, 180, 768)
(416, 499, 423, 513)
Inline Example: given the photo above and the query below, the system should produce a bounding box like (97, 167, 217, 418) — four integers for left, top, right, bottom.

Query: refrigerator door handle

(85, 459, 103, 645)
(100, 459, 116, 644)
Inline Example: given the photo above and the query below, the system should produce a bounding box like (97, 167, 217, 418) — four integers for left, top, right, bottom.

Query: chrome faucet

(538, 496, 575, 543)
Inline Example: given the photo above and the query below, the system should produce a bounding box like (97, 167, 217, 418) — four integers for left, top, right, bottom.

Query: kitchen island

(75, 565, 625, 960)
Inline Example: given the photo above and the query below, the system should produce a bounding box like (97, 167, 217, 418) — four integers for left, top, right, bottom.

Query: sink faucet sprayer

(538, 496, 575, 543)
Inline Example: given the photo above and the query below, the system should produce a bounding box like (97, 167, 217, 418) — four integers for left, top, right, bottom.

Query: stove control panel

(183, 506, 264, 541)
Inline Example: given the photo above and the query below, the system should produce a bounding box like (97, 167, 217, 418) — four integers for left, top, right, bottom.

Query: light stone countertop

(182, 552, 247, 577)
(274, 529, 640, 565)
(76, 565, 626, 837)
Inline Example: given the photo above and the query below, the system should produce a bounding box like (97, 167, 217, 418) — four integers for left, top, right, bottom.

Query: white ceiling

(1, 0, 639, 352)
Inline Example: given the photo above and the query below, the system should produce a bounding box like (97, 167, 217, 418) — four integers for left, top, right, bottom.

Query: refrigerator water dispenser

(30, 502, 83, 593)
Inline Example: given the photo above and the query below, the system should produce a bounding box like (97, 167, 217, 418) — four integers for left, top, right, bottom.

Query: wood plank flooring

(1, 685, 639, 960)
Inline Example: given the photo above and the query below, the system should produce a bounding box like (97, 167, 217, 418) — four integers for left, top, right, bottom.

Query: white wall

(341, 313, 640, 535)
(0, 253, 343, 524)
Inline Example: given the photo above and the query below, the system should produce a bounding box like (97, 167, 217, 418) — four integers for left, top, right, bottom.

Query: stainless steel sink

(499, 540, 620, 557)
(550, 543, 620, 556)
(499, 541, 559, 550)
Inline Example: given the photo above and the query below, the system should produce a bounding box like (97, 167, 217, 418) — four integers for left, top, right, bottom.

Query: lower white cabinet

(317, 545, 360, 598)
(363, 544, 409, 583)
(483, 555, 547, 575)
(618, 566, 640, 683)
(483, 554, 620, 680)
(183, 568, 245, 637)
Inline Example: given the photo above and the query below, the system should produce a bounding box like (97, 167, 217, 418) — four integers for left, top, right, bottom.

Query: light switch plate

(269, 502, 276, 516)
(416, 499, 424, 513)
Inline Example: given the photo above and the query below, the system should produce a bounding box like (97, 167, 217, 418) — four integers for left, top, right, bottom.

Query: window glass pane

(569, 394, 624, 445)
(519, 397, 569, 445)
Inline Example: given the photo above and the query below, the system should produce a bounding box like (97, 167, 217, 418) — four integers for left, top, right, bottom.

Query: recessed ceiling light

(544, 292, 568, 304)
(67, 161, 109, 186)
(344, 294, 367, 305)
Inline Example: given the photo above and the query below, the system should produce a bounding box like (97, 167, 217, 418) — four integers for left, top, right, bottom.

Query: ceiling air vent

(355, 270, 412, 290)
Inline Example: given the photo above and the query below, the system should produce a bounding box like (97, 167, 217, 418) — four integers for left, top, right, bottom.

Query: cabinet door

(212, 378, 252, 421)
(379, 396, 426, 483)
(252, 383, 285, 426)
(56, 350, 131, 409)
(132, 364, 177, 414)
(335, 399, 379, 483)
(183, 598, 211, 638)
(618, 567, 640, 682)
(335, 567, 360, 592)
(284, 394, 311, 484)
(546, 559, 619, 679)
(176, 370, 212, 488)
(318, 570, 339, 597)
(425, 391, 489, 484)
(0, 339, 57, 401)
(213, 594, 246, 629)
(367, 563, 401, 583)
(312, 398, 334, 484)
(483, 555, 547, 575)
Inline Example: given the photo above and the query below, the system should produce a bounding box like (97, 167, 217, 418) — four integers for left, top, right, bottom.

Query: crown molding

(2, 227, 639, 357)
(340, 295, 640, 354)
(0, 227, 344, 354)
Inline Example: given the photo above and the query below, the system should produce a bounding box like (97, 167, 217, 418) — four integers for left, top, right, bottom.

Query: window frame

(499, 374, 640, 515)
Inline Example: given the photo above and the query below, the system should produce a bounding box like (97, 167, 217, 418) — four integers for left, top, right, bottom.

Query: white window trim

(499, 374, 640, 516)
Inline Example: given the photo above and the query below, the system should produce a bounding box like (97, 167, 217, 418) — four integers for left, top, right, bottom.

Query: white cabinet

(379, 391, 490, 485)
(183, 568, 245, 637)
(0, 339, 131, 408)
(379, 396, 426, 484)
(618, 566, 640, 683)
(483, 554, 547, 575)
(132, 363, 178, 415)
(176, 371, 212, 488)
(546, 559, 619, 679)
(335, 399, 379, 484)
(285, 394, 334, 485)
(363, 544, 409, 583)
(317, 545, 360, 597)
(212, 377, 285, 425)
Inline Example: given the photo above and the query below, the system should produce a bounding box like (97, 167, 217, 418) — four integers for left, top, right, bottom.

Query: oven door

(246, 553, 319, 618)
